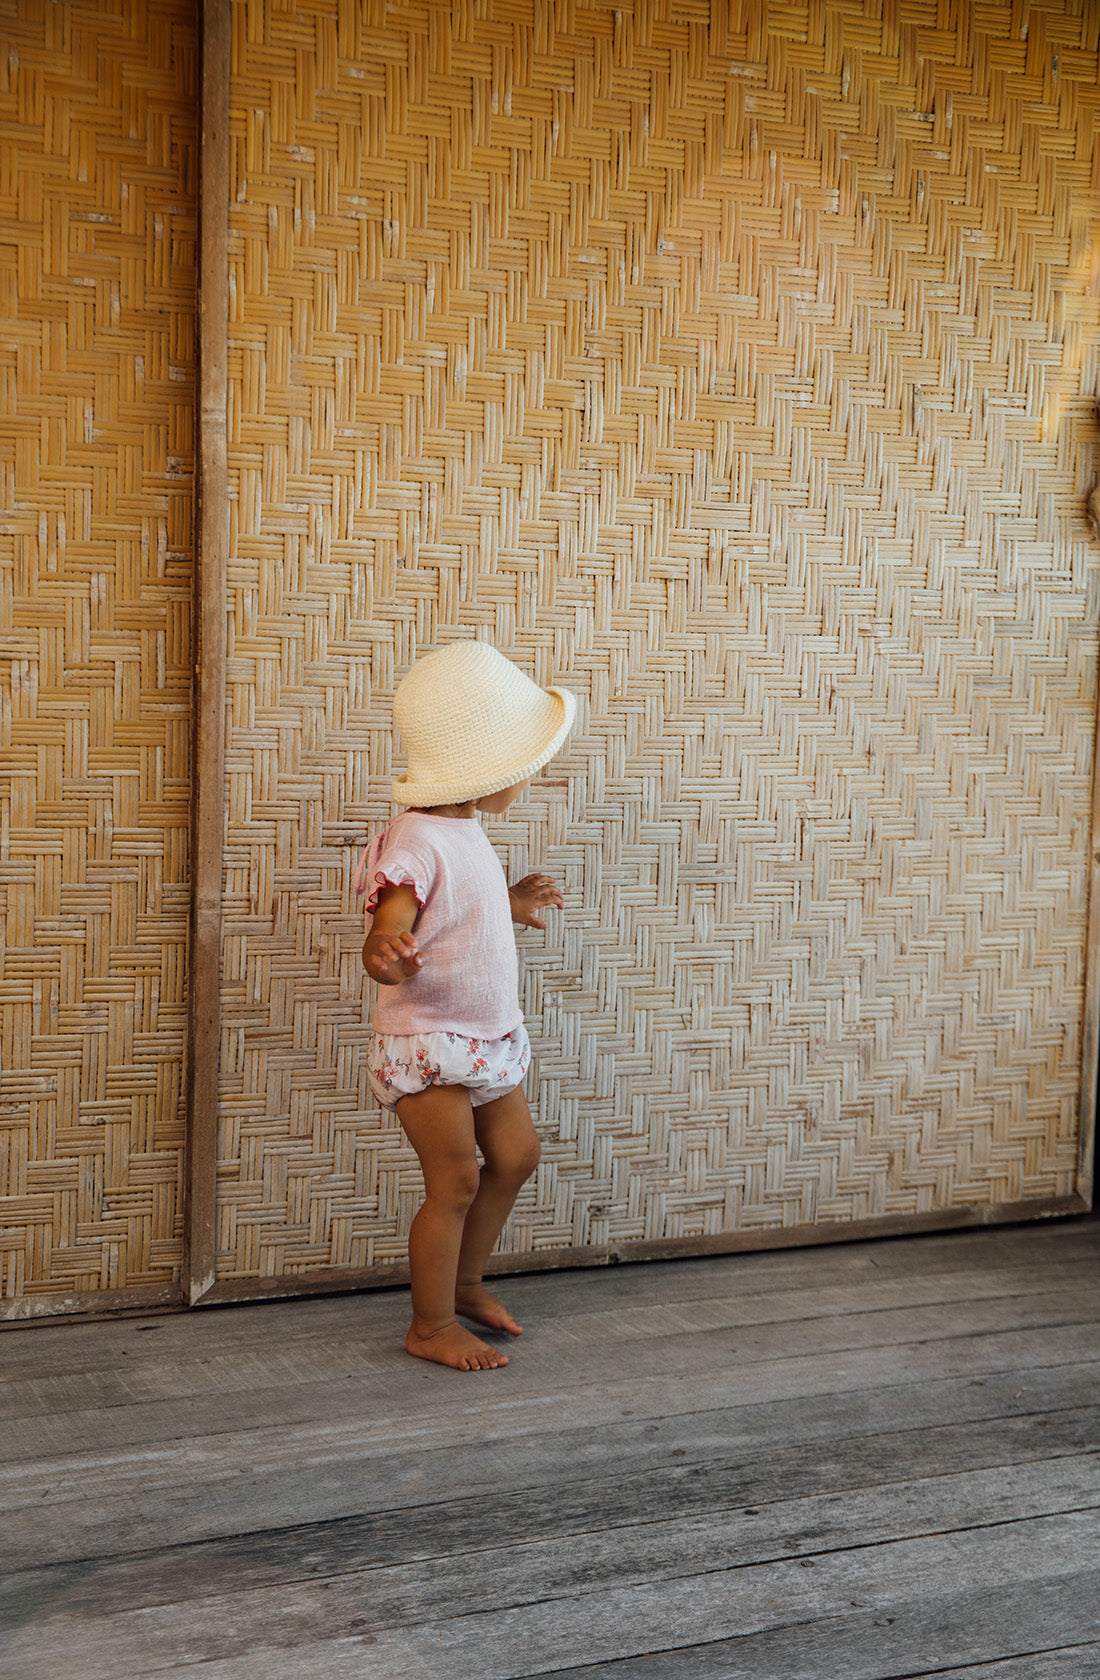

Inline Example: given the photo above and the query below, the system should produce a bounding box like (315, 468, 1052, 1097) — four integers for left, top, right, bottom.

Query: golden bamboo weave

(0, 0, 196, 1307)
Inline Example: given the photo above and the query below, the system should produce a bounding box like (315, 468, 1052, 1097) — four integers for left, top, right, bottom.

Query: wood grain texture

(1, 1217, 1097, 1677)
(185, 0, 231, 1307)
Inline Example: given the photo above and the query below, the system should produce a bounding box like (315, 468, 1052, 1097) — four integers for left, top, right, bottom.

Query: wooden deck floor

(2, 1215, 1099, 1679)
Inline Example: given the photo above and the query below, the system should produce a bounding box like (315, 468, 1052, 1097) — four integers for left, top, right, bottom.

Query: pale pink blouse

(357, 812, 522, 1039)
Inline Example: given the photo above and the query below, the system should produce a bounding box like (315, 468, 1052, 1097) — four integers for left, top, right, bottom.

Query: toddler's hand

(363, 929, 424, 984)
(509, 872, 564, 930)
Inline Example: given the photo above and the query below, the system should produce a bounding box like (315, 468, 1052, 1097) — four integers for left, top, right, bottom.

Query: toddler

(357, 641, 575, 1371)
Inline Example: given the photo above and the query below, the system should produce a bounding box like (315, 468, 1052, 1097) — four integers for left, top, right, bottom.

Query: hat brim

(392, 686, 576, 807)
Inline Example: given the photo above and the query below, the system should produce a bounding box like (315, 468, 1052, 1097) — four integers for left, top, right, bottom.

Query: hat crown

(392, 642, 575, 807)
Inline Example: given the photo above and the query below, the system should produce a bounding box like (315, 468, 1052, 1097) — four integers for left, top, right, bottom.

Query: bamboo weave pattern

(0, 0, 196, 1305)
(216, 0, 1100, 1283)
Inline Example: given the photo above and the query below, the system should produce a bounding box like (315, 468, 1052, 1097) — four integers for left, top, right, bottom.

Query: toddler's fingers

(366, 932, 422, 977)
(522, 874, 561, 897)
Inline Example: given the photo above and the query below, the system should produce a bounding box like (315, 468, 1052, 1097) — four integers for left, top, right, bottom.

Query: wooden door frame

(184, 0, 230, 1307)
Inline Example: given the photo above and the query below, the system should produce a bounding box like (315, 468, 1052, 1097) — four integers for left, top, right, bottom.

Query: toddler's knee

(499, 1132, 540, 1186)
(431, 1159, 482, 1211)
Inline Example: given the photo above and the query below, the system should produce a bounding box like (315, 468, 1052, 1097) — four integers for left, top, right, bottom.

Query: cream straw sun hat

(391, 642, 576, 808)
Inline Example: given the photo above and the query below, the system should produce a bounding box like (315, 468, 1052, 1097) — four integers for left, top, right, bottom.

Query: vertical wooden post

(1079, 601, 1100, 1207)
(185, 0, 230, 1304)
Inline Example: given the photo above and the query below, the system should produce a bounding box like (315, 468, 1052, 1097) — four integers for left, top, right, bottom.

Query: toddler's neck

(412, 802, 477, 820)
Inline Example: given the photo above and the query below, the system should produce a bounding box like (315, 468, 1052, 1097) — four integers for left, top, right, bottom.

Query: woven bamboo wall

(214, 0, 1099, 1290)
(0, 0, 196, 1311)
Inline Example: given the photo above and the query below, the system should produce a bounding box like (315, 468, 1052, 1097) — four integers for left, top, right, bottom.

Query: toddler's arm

(363, 883, 424, 984)
(509, 872, 564, 930)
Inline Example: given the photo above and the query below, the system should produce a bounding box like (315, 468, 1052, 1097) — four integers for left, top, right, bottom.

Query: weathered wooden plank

(3, 1295, 1096, 1470)
(4, 1334, 1097, 1569)
(517, 1219, 1100, 1309)
(3, 1258, 1096, 1426)
(905, 1646, 1100, 1680)
(3, 1511, 1098, 1680)
(4, 1219, 1097, 1379)
(526, 1604, 1100, 1680)
(3, 1255, 1098, 1434)
(1, 1223, 1097, 1677)
(4, 1446, 1098, 1630)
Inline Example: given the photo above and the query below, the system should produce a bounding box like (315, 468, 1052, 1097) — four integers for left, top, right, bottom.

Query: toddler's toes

(456, 1283, 524, 1337)
(407, 1320, 509, 1371)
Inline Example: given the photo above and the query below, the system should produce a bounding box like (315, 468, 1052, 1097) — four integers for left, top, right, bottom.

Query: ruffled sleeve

(354, 831, 428, 921)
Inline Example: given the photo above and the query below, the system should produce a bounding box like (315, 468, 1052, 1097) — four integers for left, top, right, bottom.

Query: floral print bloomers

(366, 1025, 531, 1111)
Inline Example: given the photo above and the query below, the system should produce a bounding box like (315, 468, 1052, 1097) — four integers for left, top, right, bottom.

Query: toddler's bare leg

(456, 1085, 541, 1337)
(396, 1086, 509, 1371)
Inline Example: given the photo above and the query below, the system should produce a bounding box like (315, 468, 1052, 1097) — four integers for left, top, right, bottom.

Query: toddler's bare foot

(406, 1318, 508, 1371)
(455, 1282, 524, 1337)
